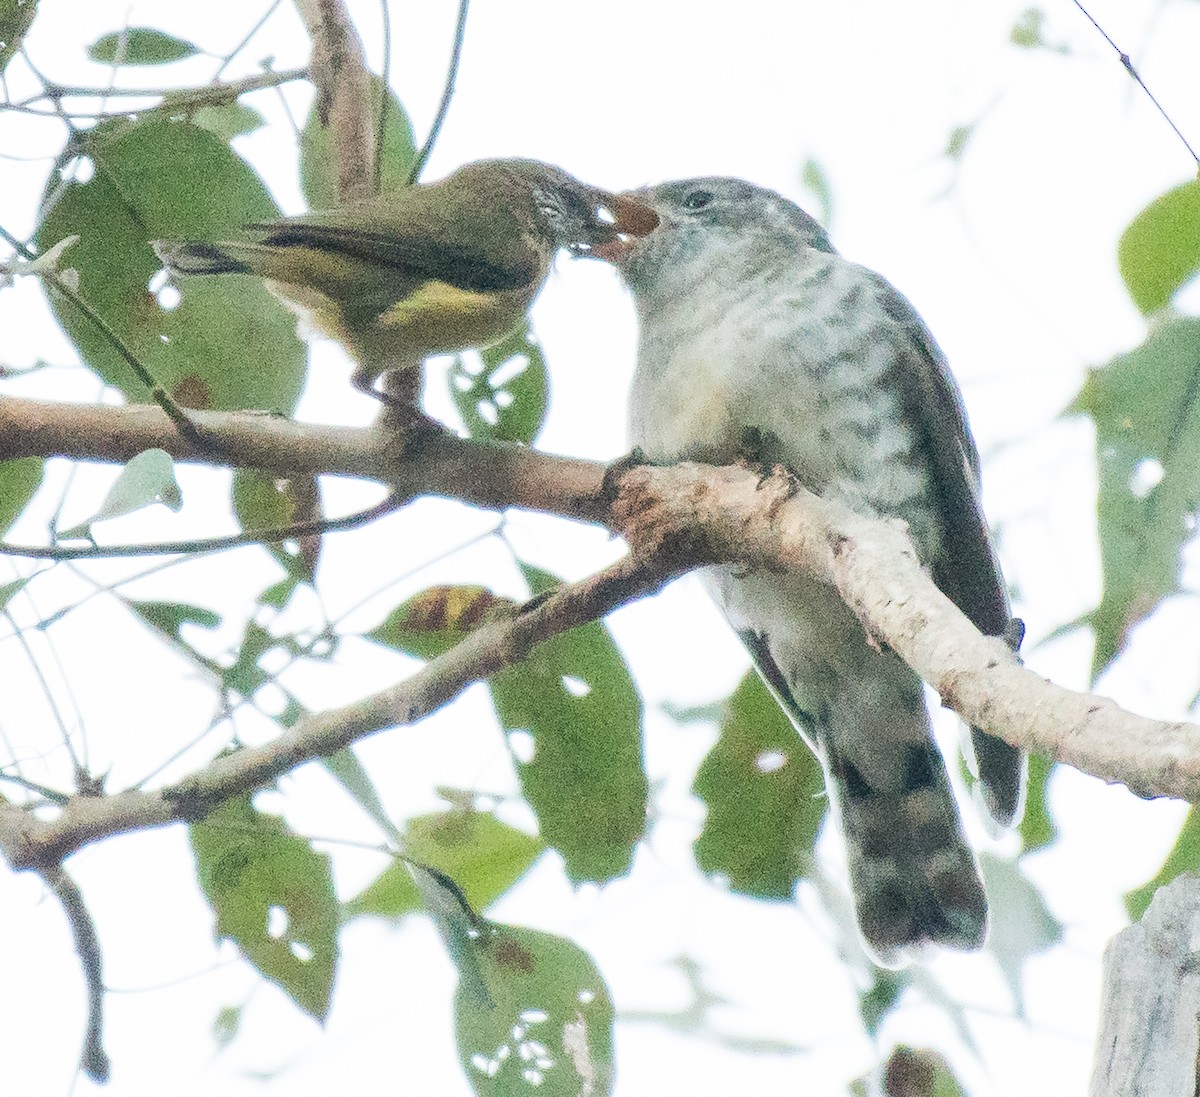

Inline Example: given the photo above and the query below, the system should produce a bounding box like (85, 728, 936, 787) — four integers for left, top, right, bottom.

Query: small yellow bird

(154, 158, 658, 402)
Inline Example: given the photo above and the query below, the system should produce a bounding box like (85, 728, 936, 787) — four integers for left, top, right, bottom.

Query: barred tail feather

(825, 734, 987, 967)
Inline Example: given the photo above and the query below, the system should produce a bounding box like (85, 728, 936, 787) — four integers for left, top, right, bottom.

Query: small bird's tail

(821, 713, 987, 967)
(152, 240, 254, 276)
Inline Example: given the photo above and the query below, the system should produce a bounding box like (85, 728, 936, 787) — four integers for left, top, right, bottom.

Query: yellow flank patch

(379, 280, 521, 352)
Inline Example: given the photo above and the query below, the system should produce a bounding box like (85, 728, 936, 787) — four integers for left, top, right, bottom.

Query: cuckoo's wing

(866, 272, 1025, 827)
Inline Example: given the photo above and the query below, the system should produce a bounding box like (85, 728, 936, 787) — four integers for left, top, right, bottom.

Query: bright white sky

(2, 0, 1199, 1093)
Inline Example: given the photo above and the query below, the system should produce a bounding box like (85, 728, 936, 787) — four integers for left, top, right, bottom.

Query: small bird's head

(593, 177, 835, 294)
(461, 159, 659, 252)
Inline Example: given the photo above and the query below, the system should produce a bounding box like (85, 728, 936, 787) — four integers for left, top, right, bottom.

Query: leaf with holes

(1119, 180, 1200, 315)
(490, 562, 646, 883)
(1070, 315, 1200, 679)
(190, 795, 338, 1021)
(455, 923, 614, 1097)
(450, 328, 549, 444)
(693, 671, 826, 898)
(366, 575, 646, 883)
(346, 810, 544, 920)
(36, 116, 304, 413)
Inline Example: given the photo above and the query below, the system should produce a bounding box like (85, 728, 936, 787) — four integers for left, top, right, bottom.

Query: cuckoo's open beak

(584, 192, 659, 263)
(606, 193, 659, 238)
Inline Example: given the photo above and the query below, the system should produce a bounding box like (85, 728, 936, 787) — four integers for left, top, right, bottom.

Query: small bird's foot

(362, 366, 448, 455)
(601, 447, 649, 509)
(376, 401, 449, 457)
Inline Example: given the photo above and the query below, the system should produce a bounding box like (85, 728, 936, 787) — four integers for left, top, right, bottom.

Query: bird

(154, 158, 658, 407)
(597, 177, 1024, 966)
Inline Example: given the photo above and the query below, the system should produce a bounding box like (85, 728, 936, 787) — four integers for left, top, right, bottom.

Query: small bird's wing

(243, 212, 540, 295)
(866, 272, 1025, 826)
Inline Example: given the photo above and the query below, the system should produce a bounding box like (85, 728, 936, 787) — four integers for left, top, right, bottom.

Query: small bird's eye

(683, 189, 714, 210)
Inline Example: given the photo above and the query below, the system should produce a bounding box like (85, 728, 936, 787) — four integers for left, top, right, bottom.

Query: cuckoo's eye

(682, 189, 714, 210)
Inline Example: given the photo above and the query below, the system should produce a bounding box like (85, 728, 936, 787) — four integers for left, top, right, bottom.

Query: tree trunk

(1090, 873, 1200, 1095)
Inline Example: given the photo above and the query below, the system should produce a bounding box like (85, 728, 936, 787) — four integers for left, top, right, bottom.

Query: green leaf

(222, 620, 276, 696)
(456, 924, 614, 1097)
(943, 122, 976, 162)
(299, 75, 417, 210)
(367, 585, 515, 660)
(450, 327, 549, 444)
(61, 448, 181, 539)
(491, 563, 646, 883)
(190, 795, 338, 1021)
(1119, 180, 1200, 315)
(799, 158, 833, 229)
(212, 1003, 245, 1051)
(412, 861, 493, 1006)
(693, 672, 826, 898)
(88, 28, 200, 66)
(1070, 316, 1200, 678)
(231, 469, 314, 582)
(979, 853, 1063, 1016)
(0, 577, 29, 611)
(346, 809, 544, 919)
(36, 117, 305, 413)
(259, 576, 300, 609)
(1125, 806, 1200, 920)
(0, 457, 43, 535)
(883, 1045, 968, 1097)
(858, 970, 906, 1038)
(1009, 8, 1067, 53)
(190, 101, 265, 142)
(1019, 752, 1058, 853)
(0, 0, 36, 72)
(322, 747, 399, 842)
(128, 599, 221, 644)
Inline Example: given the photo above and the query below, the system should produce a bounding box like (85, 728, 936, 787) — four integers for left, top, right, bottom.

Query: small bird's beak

(584, 191, 660, 264)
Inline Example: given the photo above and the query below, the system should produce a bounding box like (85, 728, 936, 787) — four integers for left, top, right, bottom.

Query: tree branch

(292, 0, 374, 202)
(42, 866, 110, 1083)
(0, 552, 672, 866)
(1, 392, 1199, 868)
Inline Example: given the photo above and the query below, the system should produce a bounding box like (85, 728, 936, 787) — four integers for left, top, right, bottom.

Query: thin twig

(374, 0, 392, 194)
(1070, 0, 1200, 168)
(214, 0, 288, 81)
(1, 605, 84, 776)
(0, 221, 206, 448)
(408, 0, 469, 184)
(21, 67, 308, 109)
(0, 492, 401, 560)
(43, 867, 110, 1083)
